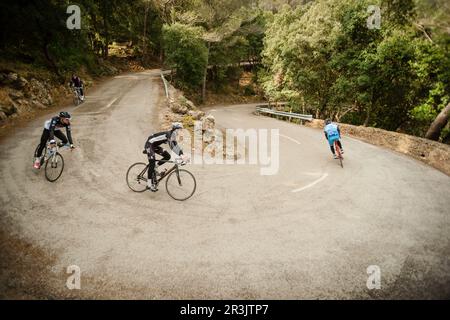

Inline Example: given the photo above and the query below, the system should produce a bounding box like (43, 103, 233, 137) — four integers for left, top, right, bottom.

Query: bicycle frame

(45, 143, 60, 165)
(137, 160, 182, 184)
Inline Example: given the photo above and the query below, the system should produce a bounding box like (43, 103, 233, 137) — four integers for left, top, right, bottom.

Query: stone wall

(0, 72, 70, 122)
(306, 119, 450, 176)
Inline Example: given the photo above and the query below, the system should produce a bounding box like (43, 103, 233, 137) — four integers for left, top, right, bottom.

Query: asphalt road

(0, 70, 449, 299)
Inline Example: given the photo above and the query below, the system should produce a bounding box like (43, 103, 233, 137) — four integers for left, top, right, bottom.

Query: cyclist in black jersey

(69, 74, 84, 101)
(33, 111, 74, 169)
(144, 122, 184, 192)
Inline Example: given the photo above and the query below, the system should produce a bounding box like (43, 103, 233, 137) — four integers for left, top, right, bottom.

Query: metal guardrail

(160, 72, 169, 99)
(256, 106, 313, 122)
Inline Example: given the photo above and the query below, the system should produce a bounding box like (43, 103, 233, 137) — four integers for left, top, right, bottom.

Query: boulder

(9, 90, 24, 100)
(171, 103, 188, 114)
(185, 99, 196, 110)
(6, 73, 18, 83)
(0, 102, 17, 116)
(31, 100, 47, 110)
(203, 129, 215, 144)
(202, 114, 215, 131)
(16, 76, 28, 88)
(188, 110, 205, 120)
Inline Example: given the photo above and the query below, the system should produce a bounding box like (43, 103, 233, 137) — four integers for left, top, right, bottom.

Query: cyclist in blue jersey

(324, 119, 344, 159)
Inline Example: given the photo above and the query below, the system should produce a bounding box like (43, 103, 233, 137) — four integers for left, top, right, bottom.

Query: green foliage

(163, 23, 208, 88)
(260, 0, 450, 139)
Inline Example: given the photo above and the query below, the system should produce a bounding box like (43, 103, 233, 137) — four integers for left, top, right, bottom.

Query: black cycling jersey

(70, 76, 83, 88)
(145, 130, 183, 156)
(45, 116, 73, 144)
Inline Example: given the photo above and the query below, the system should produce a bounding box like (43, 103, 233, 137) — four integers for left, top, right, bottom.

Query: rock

(202, 114, 215, 130)
(203, 129, 215, 144)
(188, 110, 205, 120)
(171, 103, 188, 114)
(0, 102, 17, 116)
(16, 76, 28, 88)
(9, 90, 24, 100)
(31, 100, 47, 110)
(0, 111, 7, 121)
(185, 99, 196, 110)
(12, 101, 32, 114)
(6, 73, 18, 83)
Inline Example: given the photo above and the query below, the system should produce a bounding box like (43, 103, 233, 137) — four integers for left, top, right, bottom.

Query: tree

(426, 103, 450, 141)
(163, 23, 208, 88)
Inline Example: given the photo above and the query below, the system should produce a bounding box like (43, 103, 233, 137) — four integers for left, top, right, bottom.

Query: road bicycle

(33, 141, 71, 182)
(72, 86, 84, 106)
(126, 157, 196, 201)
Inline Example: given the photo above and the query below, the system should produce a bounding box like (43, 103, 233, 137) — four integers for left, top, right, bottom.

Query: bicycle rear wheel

(126, 162, 148, 193)
(45, 152, 64, 182)
(165, 169, 196, 201)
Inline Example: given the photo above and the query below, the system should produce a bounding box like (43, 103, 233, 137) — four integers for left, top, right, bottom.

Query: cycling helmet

(59, 111, 71, 119)
(325, 119, 332, 125)
(172, 122, 183, 130)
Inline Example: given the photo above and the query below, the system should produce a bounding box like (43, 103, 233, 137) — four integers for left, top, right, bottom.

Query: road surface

(1, 70, 449, 299)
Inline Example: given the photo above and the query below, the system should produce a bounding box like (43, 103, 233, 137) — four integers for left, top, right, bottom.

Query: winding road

(0, 70, 449, 299)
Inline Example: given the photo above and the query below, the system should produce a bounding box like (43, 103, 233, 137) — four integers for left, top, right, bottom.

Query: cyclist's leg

(337, 139, 343, 149)
(35, 129, 50, 157)
(147, 146, 157, 185)
(54, 130, 68, 145)
(156, 148, 170, 166)
(328, 138, 336, 155)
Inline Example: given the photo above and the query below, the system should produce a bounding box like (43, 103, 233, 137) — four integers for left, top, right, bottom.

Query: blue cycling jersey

(324, 123, 340, 145)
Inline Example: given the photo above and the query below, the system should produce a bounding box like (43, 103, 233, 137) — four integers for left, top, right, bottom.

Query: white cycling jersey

(44, 119, 62, 131)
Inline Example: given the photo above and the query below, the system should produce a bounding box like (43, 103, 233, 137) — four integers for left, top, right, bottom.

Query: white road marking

(292, 173, 328, 193)
(280, 134, 301, 145)
(114, 75, 138, 80)
(103, 97, 118, 110)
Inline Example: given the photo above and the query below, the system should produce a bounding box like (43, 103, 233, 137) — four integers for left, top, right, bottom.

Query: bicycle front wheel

(45, 152, 64, 182)
(126, 162, 148, 193)
(165, 169, 196, 201)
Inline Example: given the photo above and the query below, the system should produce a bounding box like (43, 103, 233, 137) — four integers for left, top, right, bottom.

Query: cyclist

(69, 73, 84, 101)
(34, 111, 74, 169)
(324, 119, 344, 159)
(144, 123, 185, 192)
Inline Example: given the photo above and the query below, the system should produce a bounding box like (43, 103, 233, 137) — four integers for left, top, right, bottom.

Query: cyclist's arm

(48, 118, 58, 141)
(337, 126, 341, 138)
(66, 125, 74, 145)
(324, 131, 328, 140)
(169, 140, 183, 156)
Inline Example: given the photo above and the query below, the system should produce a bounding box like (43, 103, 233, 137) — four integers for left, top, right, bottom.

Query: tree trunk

(143, 2, 149, 58)
(43, 41, 63, 82)
(102, 2, 109, 59)
(202, 43, 211, 103)
(425, 102, 450, 141)
(363, 106, 371, 126)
